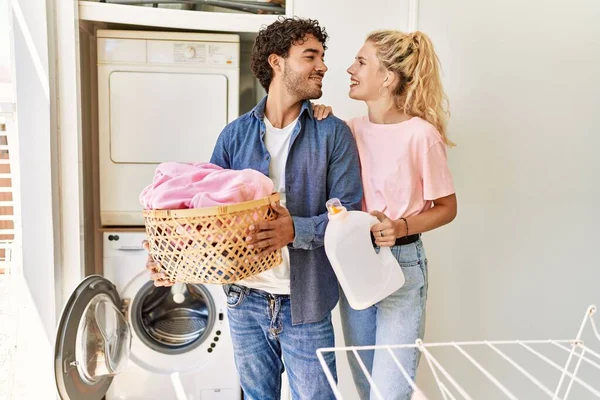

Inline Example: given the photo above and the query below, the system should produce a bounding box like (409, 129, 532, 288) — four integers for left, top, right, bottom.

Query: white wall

(52, 0, 86, 308)
(0, 0, 12, 102)
(11, 0, 58, 343)
(10, 0, 58, 396)
(416, 0, 600, 397)
(13, 0, 84, 323)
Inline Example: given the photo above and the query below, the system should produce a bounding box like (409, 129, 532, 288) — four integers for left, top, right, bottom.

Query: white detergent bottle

(324, 198, 405, 310)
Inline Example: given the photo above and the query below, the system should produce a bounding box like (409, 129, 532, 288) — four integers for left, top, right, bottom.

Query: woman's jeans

(339, 239, 428, 400)
(224, 284, 337, 400)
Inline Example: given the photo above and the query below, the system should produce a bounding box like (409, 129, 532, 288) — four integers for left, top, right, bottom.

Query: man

(146, 17, 362, 399)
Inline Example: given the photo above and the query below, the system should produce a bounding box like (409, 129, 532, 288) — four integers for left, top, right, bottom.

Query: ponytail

(367, 30, 454, 146)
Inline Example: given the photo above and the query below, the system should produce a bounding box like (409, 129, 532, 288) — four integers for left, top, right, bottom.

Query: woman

(314, 30, 457, 400)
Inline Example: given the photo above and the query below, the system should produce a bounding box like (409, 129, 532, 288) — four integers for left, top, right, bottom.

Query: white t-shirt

(235, 116, 297, 294)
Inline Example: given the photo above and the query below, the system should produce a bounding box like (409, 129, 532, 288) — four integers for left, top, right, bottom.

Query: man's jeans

(224, 284, 337, 400)
(339, 239, 428, 400)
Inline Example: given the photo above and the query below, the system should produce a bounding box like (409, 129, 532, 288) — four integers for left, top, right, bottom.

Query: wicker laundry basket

(143, 193, 283, 284)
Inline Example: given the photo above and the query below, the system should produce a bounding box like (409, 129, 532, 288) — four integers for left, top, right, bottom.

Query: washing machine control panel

(148, 40, 239, 67)
(98, 37, 240, 69)
(105, 232, 147, 252)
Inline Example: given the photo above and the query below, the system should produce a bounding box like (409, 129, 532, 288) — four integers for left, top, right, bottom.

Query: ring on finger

(380, 230, 384, 237)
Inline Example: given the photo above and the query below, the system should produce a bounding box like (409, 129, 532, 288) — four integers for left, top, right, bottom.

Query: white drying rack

(317, 305, 600, 400)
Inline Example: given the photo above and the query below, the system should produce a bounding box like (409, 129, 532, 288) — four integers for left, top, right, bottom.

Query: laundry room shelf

(318, 305, 600, 400)
(79, 1, 293, 33)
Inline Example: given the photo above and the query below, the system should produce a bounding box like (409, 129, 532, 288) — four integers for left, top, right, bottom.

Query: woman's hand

(312, 104, 333, 120)
(370, 210, 404, 247)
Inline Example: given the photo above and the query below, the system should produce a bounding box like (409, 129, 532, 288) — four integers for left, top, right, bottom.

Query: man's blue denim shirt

(210, 96, 363, 325)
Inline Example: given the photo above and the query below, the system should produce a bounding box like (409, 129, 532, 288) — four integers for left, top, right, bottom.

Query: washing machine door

(54, 275, 132, 400)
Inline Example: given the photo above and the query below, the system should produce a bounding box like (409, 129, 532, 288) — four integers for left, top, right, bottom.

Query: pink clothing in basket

(140, 162, 274, 210)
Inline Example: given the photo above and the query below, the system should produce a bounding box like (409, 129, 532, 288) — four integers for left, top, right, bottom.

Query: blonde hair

(366, 30, 454, 146)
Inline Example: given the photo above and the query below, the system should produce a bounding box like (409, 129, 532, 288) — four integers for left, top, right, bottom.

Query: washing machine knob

(184, 47, 195, 59)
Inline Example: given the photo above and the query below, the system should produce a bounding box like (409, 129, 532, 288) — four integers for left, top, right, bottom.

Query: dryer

(54, 232, 241, 400)
(97, 30, 240, 226)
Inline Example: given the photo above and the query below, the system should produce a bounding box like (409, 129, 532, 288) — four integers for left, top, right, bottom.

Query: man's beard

(283, 64, 323, 100)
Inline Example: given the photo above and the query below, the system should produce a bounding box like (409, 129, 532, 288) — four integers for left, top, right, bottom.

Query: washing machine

(54, 232, 241, 400)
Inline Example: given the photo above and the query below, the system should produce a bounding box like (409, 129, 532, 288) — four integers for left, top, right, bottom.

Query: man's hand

(246, 202, 294, 256)
(143, 240, 174, 287)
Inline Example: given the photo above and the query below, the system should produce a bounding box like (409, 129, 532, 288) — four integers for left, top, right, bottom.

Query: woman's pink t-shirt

(347, 116, 455, 220)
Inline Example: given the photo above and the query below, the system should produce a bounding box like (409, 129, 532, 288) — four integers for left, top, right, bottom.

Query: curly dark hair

(251, 17, 329, 92)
